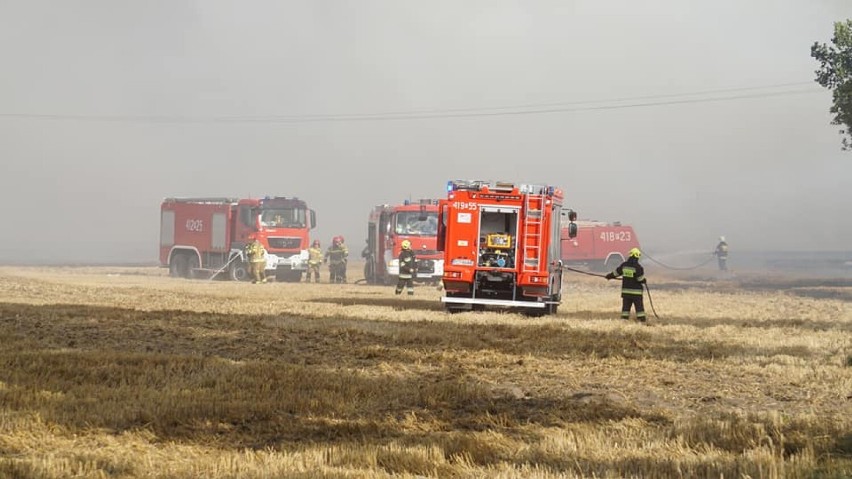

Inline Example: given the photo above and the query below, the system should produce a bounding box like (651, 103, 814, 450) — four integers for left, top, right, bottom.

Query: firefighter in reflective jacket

(605, 248, 647, 322)
(395, 240, 416, 295)
(306, 239, 323, 283)
(245, 236, 268, 284)
(324, 236, 349, 283)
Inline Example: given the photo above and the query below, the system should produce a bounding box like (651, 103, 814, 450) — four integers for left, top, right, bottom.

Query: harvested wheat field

(0, 264, 850, 479)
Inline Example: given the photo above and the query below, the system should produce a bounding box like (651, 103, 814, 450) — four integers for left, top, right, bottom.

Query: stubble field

(0, 264, 850, 478)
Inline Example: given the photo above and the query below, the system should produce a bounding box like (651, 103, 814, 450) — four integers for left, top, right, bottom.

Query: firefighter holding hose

(395, 239, 417, 296)
(606, 247, 647, 322)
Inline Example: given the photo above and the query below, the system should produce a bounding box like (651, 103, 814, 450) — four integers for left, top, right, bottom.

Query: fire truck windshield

(260, 208, 307, 228)
(394, 212, 438, 236)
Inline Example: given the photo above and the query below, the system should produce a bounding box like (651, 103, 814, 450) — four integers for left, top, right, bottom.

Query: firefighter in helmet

(306, 239, 323, 283)
(605, 247, 647, 322)
(714, 236, 729, 271)
(395, 239, 417, 295)
(324, 235, 349, 283)
(245, 235, 268, 284)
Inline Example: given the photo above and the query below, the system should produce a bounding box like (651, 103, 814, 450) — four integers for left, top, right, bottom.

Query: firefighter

(395, 239, 417, 295)
(324, 235, 349, 283)
(306, 239, 323, 283)
(714, 236, 729, 271)
(245, 236, 268, 284)
(605, 247, 647, 322)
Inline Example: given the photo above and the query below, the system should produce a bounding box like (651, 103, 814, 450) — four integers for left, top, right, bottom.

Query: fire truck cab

(363, 199, 443, 285)
(438, 180, 577, 315)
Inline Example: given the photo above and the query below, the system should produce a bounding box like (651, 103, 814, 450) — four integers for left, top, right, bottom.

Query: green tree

(812, 20, 852, 150)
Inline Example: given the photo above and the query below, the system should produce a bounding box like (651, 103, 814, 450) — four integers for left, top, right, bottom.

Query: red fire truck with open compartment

(362, 199, 443, 285)
(438, 180, 577, 315)
(159, 196, 316, 281)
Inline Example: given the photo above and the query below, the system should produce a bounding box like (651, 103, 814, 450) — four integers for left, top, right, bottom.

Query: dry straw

(0, 266, 849, 478)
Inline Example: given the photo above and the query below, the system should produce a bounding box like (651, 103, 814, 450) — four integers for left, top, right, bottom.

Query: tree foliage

(811, 20, 852, 150)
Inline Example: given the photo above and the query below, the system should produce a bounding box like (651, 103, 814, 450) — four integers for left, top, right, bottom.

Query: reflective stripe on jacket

(246, 241, 267, 263)
(611, 257, 645, 296)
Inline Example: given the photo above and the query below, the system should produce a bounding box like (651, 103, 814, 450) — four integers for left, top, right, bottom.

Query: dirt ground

(0, 264, 850, 478)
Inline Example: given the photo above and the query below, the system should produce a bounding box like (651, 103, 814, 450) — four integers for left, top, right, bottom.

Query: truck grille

(268, 237, 301, 249)
(417, 259, 435, 274)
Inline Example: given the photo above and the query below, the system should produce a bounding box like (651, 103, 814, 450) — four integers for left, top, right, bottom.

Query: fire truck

(561, 220, 640, 271)
(438, 180, 577, 315)
(362, 199, 444, 285)
(159, 197, 316, 281)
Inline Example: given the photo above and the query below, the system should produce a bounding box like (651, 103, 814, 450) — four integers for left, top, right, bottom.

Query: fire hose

(563, 266, 660, 320)
(642, 251, 716, 270)
(207, 253, 242, 281)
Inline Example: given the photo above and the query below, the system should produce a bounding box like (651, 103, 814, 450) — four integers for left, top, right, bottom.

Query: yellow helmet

(401, 240, 411, 250)
(629, 248, 641, 258)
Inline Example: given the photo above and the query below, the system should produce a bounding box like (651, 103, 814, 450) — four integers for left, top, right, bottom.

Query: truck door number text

(452, 202, 478, 210)
(600, 231, 631, 242)
(185, 219, 204, 232)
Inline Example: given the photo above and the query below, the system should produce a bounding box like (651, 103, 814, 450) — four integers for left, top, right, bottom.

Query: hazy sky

(1, 0, 850, 264)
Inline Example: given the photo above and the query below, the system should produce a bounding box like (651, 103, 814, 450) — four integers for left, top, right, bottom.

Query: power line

(0, 82, 822, 124)
(250, 81, 818, 118)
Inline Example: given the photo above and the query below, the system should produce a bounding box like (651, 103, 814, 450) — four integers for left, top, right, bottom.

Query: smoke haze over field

(1, 0, 850, 264)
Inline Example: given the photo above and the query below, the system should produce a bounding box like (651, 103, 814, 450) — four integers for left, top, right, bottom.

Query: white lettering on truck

(185, 219, 204, 232)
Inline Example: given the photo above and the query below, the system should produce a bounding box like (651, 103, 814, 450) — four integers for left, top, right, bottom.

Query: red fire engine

(561, 220, 640, 271)
(362, 199, 443, 285)
(159, 197, 316, 281)
(438, 180, 577, 315)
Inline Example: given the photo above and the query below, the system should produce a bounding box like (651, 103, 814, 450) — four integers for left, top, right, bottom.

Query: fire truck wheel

(186, 255, 199, 279)
(229, 261, 250, 282)
(524, 308, 547, 318)
(170, 253, 191, 279)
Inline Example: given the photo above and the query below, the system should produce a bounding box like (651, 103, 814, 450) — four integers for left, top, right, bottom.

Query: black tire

(186, 255, 200, 279)
(170, 253, 190, 279)
(523, 307, 547, 318)
(229, 261, 250, 282)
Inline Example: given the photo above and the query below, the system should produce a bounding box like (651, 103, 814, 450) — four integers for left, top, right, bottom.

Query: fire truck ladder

(522, 191, 545, 273)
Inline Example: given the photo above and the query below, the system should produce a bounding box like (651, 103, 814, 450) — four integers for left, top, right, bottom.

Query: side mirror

(562, 208, 577, 222)
(310, 210, 317, 229)
(567, 223, 578, 239)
